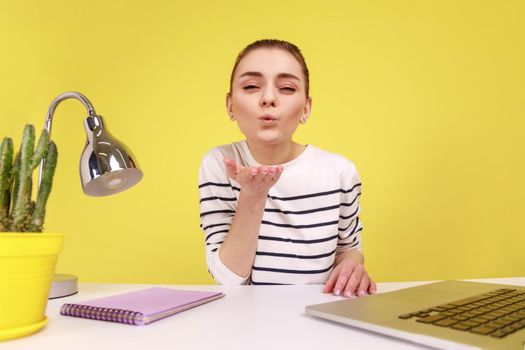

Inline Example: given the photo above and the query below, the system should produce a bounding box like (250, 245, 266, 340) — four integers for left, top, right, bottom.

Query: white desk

(2, 277, 524, 350)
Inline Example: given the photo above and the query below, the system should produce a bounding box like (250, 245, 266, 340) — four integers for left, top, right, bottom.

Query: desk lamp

(40, 92, 143, 298)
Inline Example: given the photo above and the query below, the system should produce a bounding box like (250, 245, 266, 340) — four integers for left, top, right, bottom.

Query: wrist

(237, 190, 267, 215)
(238, 189, 268, 204)
(335, 250, 364, 266)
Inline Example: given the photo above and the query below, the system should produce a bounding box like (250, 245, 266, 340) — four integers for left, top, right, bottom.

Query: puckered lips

(259, 113, 278, 124)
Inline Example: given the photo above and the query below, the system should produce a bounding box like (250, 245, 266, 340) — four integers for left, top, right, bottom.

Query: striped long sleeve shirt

(198, 141, 363, 285)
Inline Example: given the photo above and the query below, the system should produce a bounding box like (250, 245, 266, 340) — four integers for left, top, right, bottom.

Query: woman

(199, 39, 376, 298)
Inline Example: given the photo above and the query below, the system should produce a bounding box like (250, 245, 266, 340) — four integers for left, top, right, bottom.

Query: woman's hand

(323, 250, 376, 298)
(223, 157, 283, 198)
(217, 157, 284, 277)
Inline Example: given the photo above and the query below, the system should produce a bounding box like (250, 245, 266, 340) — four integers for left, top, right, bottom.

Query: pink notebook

(60, 287, 224, 325)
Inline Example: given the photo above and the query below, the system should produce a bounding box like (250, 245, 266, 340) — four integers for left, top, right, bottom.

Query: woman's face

(227, 48, 311, 147)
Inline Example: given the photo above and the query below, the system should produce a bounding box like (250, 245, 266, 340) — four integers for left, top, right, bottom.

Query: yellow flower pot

(0, 233, 63, 341)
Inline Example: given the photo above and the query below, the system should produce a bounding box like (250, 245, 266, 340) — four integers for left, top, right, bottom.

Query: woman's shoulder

(307, 146, 362, 187)
(202, 141, 253, 168)
(199, 143, 241, 182)
(308, 145, 359, 174)
(202, 142, 237, 160)
(202, 143, 232, 160)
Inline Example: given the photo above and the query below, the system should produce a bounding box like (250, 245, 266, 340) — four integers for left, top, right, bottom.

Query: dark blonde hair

(229, 39, 310, 97)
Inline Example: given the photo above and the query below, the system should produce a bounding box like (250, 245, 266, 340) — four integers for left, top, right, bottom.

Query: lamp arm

(44, 92, 97, 137)
(38, 92, 97, 186)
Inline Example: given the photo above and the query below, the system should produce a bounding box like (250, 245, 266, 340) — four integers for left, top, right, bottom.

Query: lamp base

(49, 274, 78, 299)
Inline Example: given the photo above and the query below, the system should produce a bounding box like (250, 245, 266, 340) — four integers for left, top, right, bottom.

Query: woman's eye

(243, 85, 259, 90)
(280, 87, 296, 93)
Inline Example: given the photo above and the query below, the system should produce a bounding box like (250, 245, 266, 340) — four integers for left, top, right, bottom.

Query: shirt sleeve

(336, 161, 363, 255)
(198, 149, 249, 285)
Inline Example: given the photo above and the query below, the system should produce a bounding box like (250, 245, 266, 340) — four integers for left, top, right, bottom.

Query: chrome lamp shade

(81, 115, 142, 196)
(43, 91, 143, 299)
(42, 91, 143, 197)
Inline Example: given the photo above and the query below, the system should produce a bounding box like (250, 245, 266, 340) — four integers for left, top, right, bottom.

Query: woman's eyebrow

(276, 73, 300, 81)
(238, 71, 263, 78)
(238, 71, 300, 81)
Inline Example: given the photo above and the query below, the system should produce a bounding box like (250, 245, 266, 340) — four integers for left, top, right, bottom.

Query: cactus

(10, 125, 35, 232)
(9, 152, 20, 217)
(31, 129, 49, 170)
(0, 124, 57, 232)
(0, 138, 13, 231)
(28, 141, 57, 232)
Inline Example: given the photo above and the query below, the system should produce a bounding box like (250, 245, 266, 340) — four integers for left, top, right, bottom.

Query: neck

(246, 140, 305, 165)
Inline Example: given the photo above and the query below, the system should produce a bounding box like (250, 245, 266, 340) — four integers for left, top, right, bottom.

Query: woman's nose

(260, 88, 277, 107)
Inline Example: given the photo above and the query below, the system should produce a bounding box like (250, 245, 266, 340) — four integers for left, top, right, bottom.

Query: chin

(253, 131, 283, 145)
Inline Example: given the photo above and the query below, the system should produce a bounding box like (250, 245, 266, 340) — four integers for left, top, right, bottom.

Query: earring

(230, 114, 235, 121)
(300, 117, 307, 124)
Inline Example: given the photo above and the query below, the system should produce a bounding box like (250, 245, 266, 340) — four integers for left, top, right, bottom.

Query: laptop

(306, 280, 525, 350)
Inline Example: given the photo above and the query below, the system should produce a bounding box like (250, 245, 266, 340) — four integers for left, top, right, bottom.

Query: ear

(301, 97, 312, 123)
(226, 93, 233, 117)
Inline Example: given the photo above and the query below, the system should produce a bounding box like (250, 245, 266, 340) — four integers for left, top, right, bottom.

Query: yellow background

(0, 0, 523, 284)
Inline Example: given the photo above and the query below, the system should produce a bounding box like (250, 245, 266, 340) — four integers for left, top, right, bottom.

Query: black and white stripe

(199, 141, 364, 285)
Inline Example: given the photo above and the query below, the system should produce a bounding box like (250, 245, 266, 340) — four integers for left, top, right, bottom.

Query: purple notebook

(60, 287, 224, 326)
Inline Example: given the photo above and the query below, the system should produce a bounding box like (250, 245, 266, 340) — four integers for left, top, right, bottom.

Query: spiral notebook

(60, 287, 224, 326)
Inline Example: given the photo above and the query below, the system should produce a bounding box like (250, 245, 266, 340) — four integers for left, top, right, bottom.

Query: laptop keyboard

(398, 288, 525, 338)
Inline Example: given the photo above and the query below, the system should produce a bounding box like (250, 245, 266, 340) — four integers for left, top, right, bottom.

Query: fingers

(332, 263, 357, 297)
(325, 262, 376, 298)
(323, 266, 340, 294)
(223, 156, 236, 168)
(343, 269, 377, 298)
(368, 279, 377, 294)
(355, 270, 371, 297)
(223, 157, 239, 179)
(262, 166, 283, 182)
(223, 159, 282, 180)
(224, 159, 284, 196)
(342, 264, 363, 298)
(243, 165, 283, 183)
(272, 166, 284, 181)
